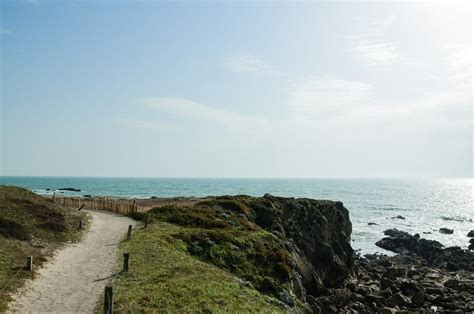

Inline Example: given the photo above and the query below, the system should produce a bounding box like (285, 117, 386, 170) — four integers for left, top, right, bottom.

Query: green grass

(107, 222, 286, 313)
(0, 185, 87, 311)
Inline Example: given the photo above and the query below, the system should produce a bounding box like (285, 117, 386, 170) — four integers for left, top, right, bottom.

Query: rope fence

(0, 259, 29, 294)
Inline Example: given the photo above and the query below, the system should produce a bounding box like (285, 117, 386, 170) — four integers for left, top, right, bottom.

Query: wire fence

(0, 261, 27, 294)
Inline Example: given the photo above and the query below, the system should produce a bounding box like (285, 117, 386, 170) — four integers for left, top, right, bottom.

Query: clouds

(223, 55, 270, 73)
(446, 46, 472, 68)
(288, 78, 375, 119)
(351, 41, 400, 66)
(142, 97, 269, 131)
(349, 16, 401, 66)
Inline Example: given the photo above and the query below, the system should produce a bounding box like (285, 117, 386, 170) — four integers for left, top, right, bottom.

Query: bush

(0, 217, 29, 240)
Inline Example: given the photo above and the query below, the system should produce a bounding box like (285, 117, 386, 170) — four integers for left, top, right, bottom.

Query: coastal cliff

(117, 194, 473, 312)
(131, 194, 355, 311)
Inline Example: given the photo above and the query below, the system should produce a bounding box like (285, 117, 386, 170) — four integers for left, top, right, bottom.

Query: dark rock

(278, 289, 296, 306)
(380, 288, 393, 298)
(58, 187, 81, 192)
(447, 261, 459, 271)
(381, 277, 394, 289)
(388, 292, 411, 307)
(412, 290, 425, 306)
(383, 228, 411, 238)
(391, 215, 406, 220)
(376, 229, 444, 261)
(368, 222, 377, 225)
(399, 280, 419, 296)
(250, 195, 354, 294)
(443, 279, 459, 288)
(439, 228, 454, 234)
(468, 230, 474, 237)
(377, 307, 397, 314)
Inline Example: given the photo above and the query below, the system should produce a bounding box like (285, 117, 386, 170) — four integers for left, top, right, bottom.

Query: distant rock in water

(391, 215, 405, 220)
(368, 222, 377, 225)
(58, 188, 81, 192)
(439, 228, 454, 234)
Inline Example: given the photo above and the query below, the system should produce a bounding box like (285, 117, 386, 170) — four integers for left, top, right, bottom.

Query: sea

(1, 176, 472, 255)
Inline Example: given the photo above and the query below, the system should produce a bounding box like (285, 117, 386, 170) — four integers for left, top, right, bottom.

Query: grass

(107, 222, 286, 313)
(0, 185, 86, 311)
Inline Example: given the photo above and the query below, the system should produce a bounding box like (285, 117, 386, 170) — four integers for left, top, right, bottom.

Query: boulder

(467, 230, 474, 237)
(439, 228, 454, 234)
(388, 292, 411, 307)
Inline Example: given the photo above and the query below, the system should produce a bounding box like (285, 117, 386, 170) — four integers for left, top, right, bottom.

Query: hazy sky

(1, 1, 472, 178)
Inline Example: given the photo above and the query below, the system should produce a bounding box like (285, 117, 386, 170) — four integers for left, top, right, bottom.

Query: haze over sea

(1, 176, 472, 254)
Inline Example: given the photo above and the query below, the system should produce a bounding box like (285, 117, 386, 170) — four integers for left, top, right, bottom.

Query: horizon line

(1, 175, 472, 180)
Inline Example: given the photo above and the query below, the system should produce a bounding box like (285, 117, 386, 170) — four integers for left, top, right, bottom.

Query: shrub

(0, 217, 29, 240)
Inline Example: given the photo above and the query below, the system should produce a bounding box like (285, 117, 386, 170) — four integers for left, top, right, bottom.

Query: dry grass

(0, 185, 87, 311)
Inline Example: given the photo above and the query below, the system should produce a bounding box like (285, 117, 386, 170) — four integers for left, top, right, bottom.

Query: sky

(0, 0, 472, 178)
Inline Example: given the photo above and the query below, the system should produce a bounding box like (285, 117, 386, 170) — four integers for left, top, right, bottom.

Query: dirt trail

(8, 210, 137, 313)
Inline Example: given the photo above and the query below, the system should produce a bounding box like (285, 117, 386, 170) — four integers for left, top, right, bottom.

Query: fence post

(144, 217, 148, 228)
(123, 253, 130, 272)
(104, 285, 114, 314)
(127, 225, 132, 241)
(26, 256, 33, 271)
(52, 192, 56, 203)
(79, 220, 82, 230)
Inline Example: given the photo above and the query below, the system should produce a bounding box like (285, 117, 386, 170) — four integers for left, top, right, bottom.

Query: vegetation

(0, 185, 86, 311)
(107, 222, 285, 312)
(107, 196, 307, 312)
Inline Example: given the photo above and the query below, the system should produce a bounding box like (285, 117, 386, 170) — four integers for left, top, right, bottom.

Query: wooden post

(144, 218, 148, 228)
(104, 285, 114, 314)
(26, 256, 33, 271)
(52, 192, 56, 203)
(127, 225, 132, 241)
(123, 253, 130, 272)
(79, 220, 82, 230)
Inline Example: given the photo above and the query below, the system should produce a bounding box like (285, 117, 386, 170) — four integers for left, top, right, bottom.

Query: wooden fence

(52, 196, 139, 215)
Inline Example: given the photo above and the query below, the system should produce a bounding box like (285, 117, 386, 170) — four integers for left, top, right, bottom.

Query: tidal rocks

(439, 228, 454, 234)
(58, 187, 81, 192)
(376, 229, 474, 271)
(468, 230, 474, 237)
(375, 228, 444, 260)
(391, 215, 405, 220)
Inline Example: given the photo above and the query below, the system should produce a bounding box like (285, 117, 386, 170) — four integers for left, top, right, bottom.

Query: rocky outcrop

(308, 230, 474, 312)
(150, 194, 354, 308)
(376, 229, 474, 271)
(246, 194, 354, 295)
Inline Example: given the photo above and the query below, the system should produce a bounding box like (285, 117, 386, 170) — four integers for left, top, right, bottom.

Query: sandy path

(8, 210, 137, 313)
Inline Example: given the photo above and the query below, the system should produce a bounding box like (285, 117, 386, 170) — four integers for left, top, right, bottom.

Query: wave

(441, 216, 473, 223)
